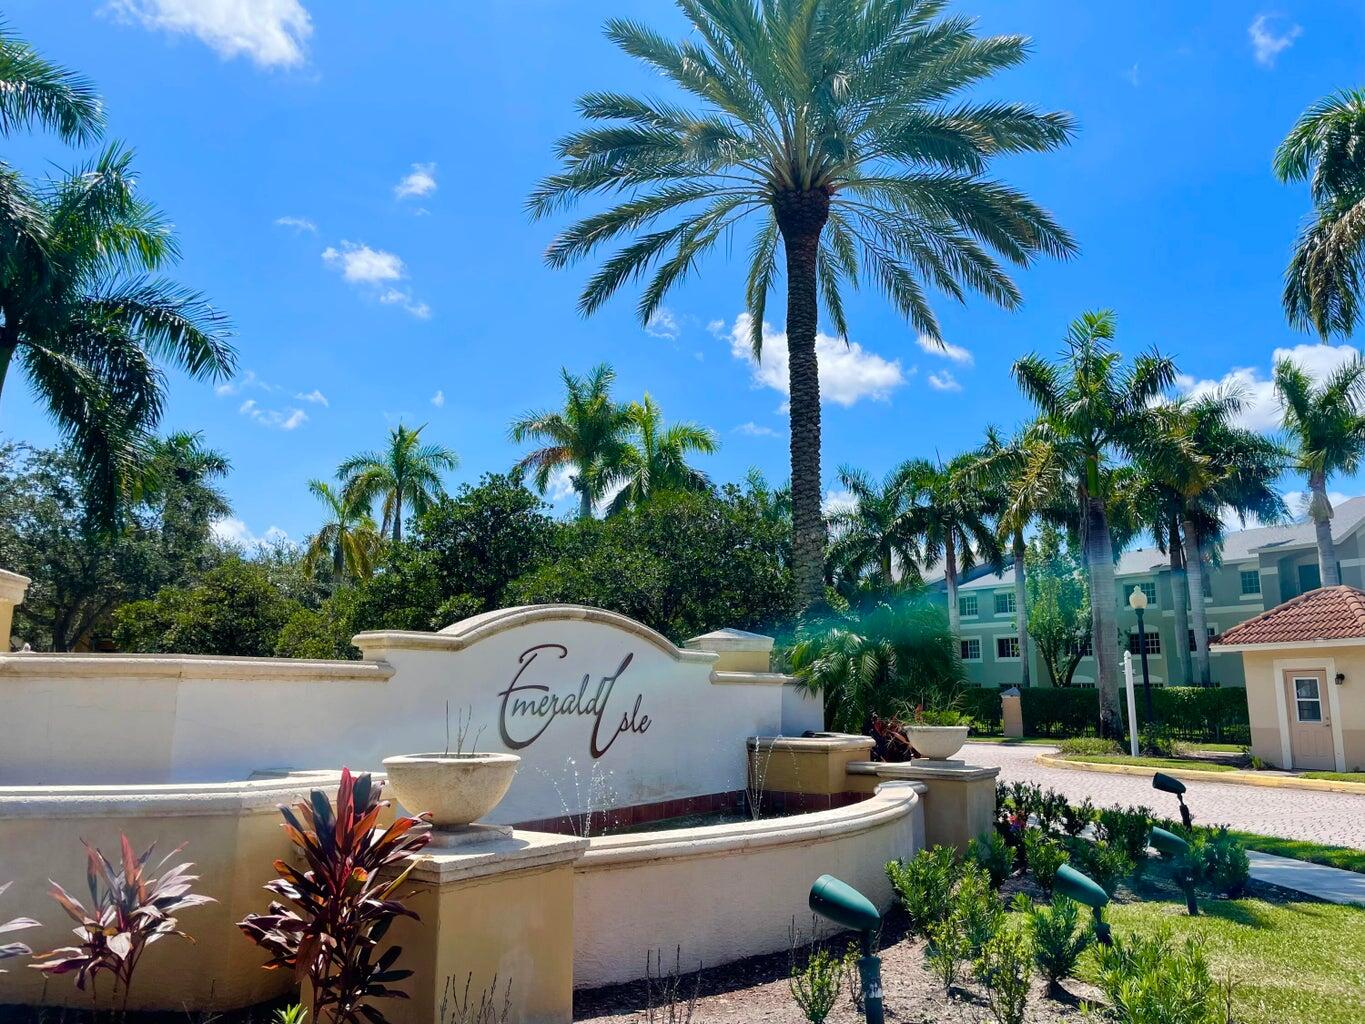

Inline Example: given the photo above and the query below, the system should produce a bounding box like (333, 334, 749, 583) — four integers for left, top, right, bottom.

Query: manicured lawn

(1061, 753, 1238, 772)
(1301, 769, 1365, 783)
(967, 735, 1060, 746)
(1187, 741, 1247, 753)
(1085, 888, 1365, 1024)
(1230, 831, 1365, 874)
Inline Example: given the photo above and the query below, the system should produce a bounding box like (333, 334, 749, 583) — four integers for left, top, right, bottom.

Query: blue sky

(3, 1, 1365, 545)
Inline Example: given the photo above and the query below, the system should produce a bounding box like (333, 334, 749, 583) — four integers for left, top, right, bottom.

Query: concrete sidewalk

(1249, 850, 1365, 905)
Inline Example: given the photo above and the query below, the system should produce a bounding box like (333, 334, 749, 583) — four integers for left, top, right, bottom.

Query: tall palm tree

(338, 424, 459, 543)
(531, 1, 1076, 607)
(1274, 357, 1365, 587)
(1274, 90, 1365, 338)
(0, 146, 235, 518)
(510, 363, 634, 519)
(825, 462, 919, 593)
(1013, 311, 1176, 732)
(900, 454, 1001, 638)
(0, 22, 102, 144)
(604, 393, 717, 515)
(304, 481, 382, 581)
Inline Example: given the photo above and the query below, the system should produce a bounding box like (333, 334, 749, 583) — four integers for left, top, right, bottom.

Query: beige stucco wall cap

(846, 760, 1001, 783)
(711, 670, 796, 686)
(746, 733, 874, 753)
(0, 770, 346, 819)
(354, 604, 716, 664)
(0, 651, 395, 682)
(0, 569, 30, 605)
(403, 829, 589, 884)
(683, 626, 776, 654)
(1212, 637, 1365, 654)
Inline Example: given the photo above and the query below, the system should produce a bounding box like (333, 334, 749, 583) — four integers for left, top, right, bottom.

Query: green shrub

(923, 915, 970, 993)
(886, 846, 958, 934)
(974, 927, 1032, 1024)
(1057, 736, 1121, 756)
(1000, 781, 1043, 820)
(1091, 930, 1234, 1024)
(958, 687, 1004, 733)
(966, 831, 1013, 889)
(789, 947, 842, 1023)
(1024, 828, 1067, 890)
(1019, 686, 1250, 745)
(955, 865, 1004, 956)
(1097, 805, 1153, 869)
(1060, 797, 1096, 837)
(1141, 723, 1179, 757)
(1024, 892, 1091, 985)
(1066, 837, 1134, 896)
(1190, 827, 1251, 898)
(1034, 788, 1070, 835)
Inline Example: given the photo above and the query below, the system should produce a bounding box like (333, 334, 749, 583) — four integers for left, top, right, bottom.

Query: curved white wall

(572, 782, 924, 988)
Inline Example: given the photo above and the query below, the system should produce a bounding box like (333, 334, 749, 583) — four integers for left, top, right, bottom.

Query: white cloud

(1174, 343, 1359, 433)
(1280, 490, 1352, 519)
(734, 421, 779, 438)
(239, 398, 307, 430)
(546, 466, 577, 502)
(646, 308, 681, 340)
(378, 288, 432, 319)
(723, 313, 905, 407)
(915, 333, 973, 366)
(211, 516, 290, 548)
(1249, 14, 1301, 67)
(394, 162, 437, 200)
(323, 241, 404, 284)
(822, 489, 856, 517)
(294, 389, 328, 406)
(927, 369, 962, 392)
(274, 215, 317, 233)
(1125, 63, 1140, 87)
(213, 369, 277, 397)
(108, 0, 312, 68)
(430, 389, 445, 408)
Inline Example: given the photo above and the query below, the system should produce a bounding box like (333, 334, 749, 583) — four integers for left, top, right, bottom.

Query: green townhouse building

(933, 497, 1365, 689)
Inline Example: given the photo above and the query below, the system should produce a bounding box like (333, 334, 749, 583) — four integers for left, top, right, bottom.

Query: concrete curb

(1035, 753, 1365, 795)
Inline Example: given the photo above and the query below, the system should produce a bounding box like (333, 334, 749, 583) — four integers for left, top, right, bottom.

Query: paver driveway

(966, 742, 1365, 850)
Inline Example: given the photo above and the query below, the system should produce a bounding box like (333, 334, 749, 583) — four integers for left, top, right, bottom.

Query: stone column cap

(0, 569, 30, 605)
(1001, 686, 1021, 698)
(683, 626, 775, 653)
(404, 829, 589, 884)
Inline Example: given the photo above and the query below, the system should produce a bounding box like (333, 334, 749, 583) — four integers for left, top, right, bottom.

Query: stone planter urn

(381, 752, 520, 828)
(907, 725, 969, 761)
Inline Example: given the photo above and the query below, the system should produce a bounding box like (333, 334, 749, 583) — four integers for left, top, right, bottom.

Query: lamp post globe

(1128, 586, 1155, 727)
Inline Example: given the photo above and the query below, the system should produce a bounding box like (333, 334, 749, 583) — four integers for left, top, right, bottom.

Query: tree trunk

(0, 341, 15, 403)
(392, 492, 403, 544)
(1309, 473, 1338, 587)
(578, 482, 593, 521)
(1013, 530, 1030, 687)
(945, 533, 961, 638)
(1183, 516, 1212, 687)
(1167, 515, 1193, 686)
(775, 188, 831, 611)
(1084, 496, 1122, 734)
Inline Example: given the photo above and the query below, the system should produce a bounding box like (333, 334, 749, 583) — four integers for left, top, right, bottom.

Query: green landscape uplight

(1152, 771, 1193, 829)
(1150, 826, 1199, 916)
(1053, 863, 1112, 945)
(809, 874, 884, 1024)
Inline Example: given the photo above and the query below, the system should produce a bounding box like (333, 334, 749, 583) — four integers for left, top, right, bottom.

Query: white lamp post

(1128, 585, 1156, 726)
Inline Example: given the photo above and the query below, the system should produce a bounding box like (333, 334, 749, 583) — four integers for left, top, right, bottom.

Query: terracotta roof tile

(1214, 586, 1365, 646)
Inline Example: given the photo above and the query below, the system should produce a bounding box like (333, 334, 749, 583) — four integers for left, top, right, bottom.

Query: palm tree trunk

(1167, 515, 1193, 686)
(0, 340, 14, 402)
(1183, 516, 1212, 687)
(392, 492, 403, 544)
(1013, 530, 1030, 687)
(945, 532, 961, 638)
(578, 484, 593, 520)
(1309, 473, 1338, 587)
(776, 188, 830, 610)
(1085, 495, 1122, 735)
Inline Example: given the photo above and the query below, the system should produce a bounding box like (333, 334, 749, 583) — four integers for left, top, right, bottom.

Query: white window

(1135, 581, 1157, 606)
(1240, 570, 1261, 596)
(995, 636, 1020, 660)
(994, 591, 1016, 615)
(1128, 631, 1161, 656)
(959, 594, 978, 617)
(961, 638, 981, 661)
(1293, 676, 1323, 723)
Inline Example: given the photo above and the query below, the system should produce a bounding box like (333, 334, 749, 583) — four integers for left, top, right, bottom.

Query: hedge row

(1018, 685, 1250, 744)
(958, 686, 1004, 732)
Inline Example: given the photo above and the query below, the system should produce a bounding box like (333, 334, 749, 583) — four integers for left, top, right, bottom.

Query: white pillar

(0, 569, 30, 652)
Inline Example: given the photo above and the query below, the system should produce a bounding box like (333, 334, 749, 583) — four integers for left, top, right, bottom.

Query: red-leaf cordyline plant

(238, 769, 433, 1024)
(0, 881, 40, 971)
(29, 837, 214, 1006)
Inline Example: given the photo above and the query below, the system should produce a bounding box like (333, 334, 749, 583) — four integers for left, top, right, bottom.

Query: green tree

(1012, 311, 1177, 732)
(604, 392, 717, 515)
(0, 146, 235, 517)
(303, 480, 382, 581)
(1274, 89, 1365, 338)
(901, 455, 1001, 637)
(113, 556, 301, 657)
(1024, 526, 1090, 687)
(531, 0, 1075, 608)
(1274, 357, 1365, 588)
(0, 22, 102, 144)
(510, 363, 633, 518)
(339, 423, 459, 543)
(825, 462, 920, 594)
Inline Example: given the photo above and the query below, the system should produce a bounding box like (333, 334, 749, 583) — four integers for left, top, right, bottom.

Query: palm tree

(1013, 311, 1176, 733)
(900, 455, 1001, 638)
(510, 363, 634, 519)
(304, 481, 382, 581)
(338, 424, 459, 543)
(825, 462, 919, 593)
(1274, 90, 1365, 338)
(1274, 357, 1365, 587)
(531, 1, 1076, 607)
(0, 22, 102, 143)
(0, 146, 235, 518)
(604, 393, 717, 515)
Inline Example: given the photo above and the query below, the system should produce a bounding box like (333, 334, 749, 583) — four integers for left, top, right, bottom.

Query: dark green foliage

(1187, 827, 1251, 899)
(1023, 892, 1091, 986)
(113, 556, 301, 657)
(954, 865, 1004, 956)
(957, 687, 1004, 733)
(1021, 687, 1250, 745)
(1060, 797, 1096, 837)
(1065, 837, 1134, 896)
(509, 486, 794, 642)
(1097, 805, 1153, 869)
(886, 846, 959, 935)
(966, 831, 1013, 889)
(1057, 736, 1122, 756)
(274, 605, 359, 660)
(973, 926, 1032, 1024)
(1023, 828, 1067, 890)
